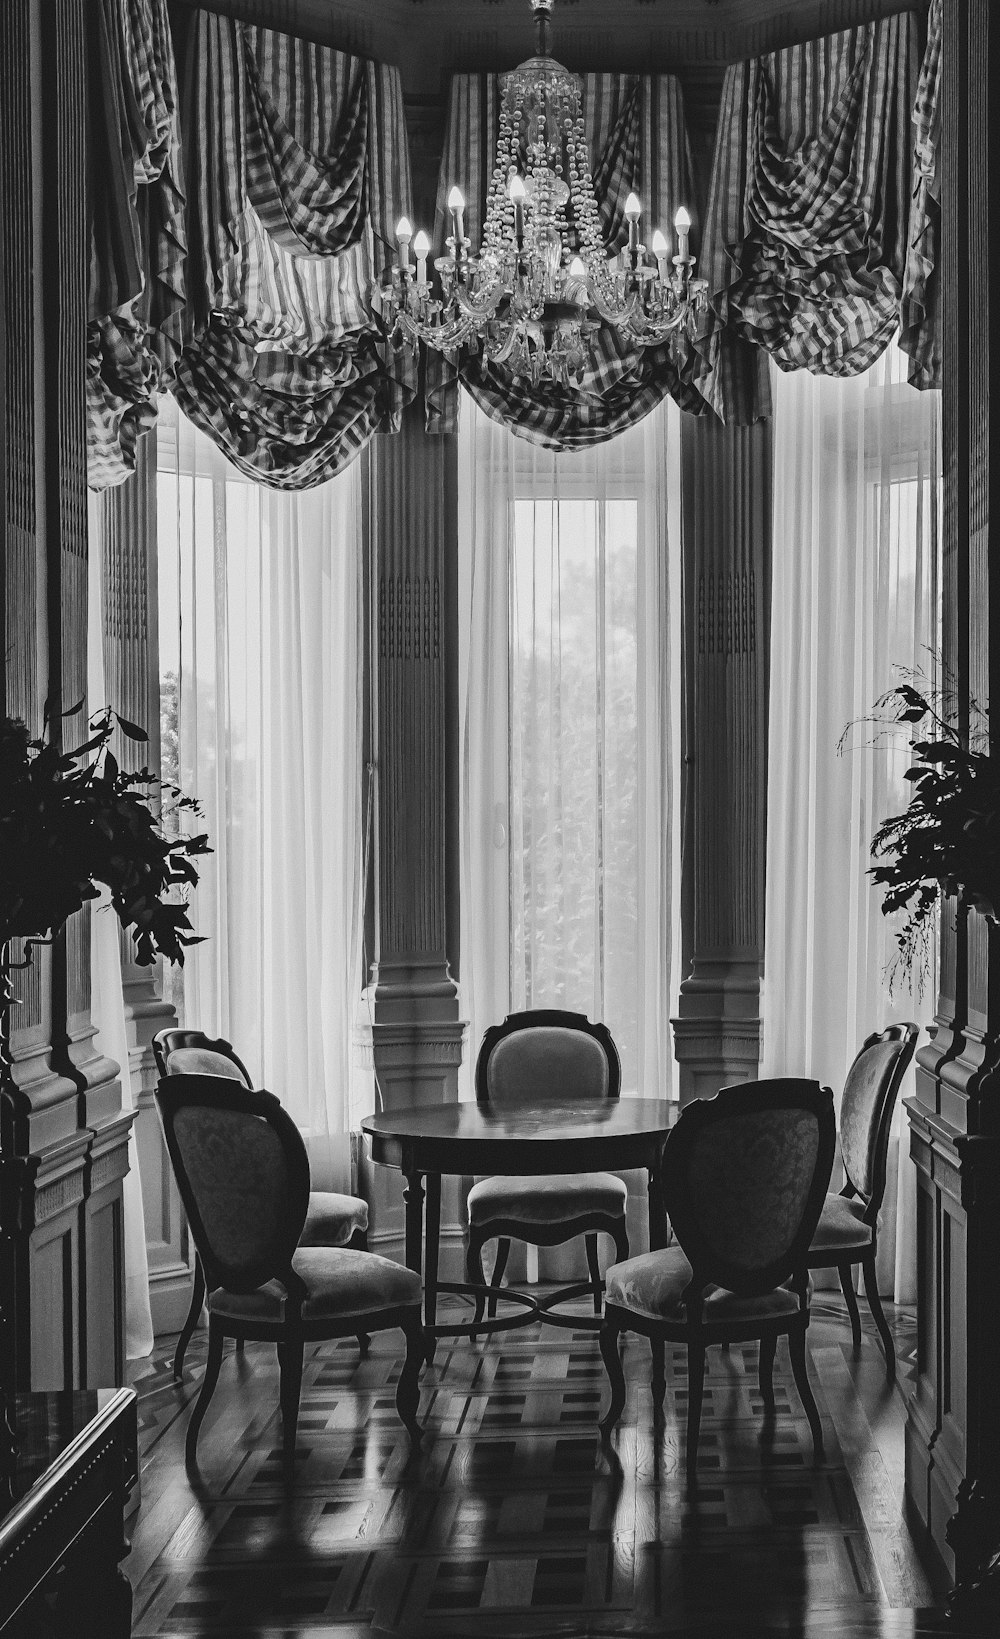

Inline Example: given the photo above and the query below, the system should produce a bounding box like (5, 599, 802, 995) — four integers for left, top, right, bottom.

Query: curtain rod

(168, 0, 928, 82)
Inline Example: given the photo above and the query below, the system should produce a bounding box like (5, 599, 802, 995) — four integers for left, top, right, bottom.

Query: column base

(357, 980, 468, 1280)
(671, 957, 762, 1104)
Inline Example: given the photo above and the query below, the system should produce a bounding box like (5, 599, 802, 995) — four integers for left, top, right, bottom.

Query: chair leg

(396, 1312, 424, 1444)
(685, 1342, 706, 1480)
(357, 1332, 371, 1356)
(650, 1335, 666, 1424)
(173, 1256, 206, 1381)
(599, 1313, 626, 1441)
(788, 1321, 824, 1460)
(185, 1318, 225, 1465)
(838, 1261, 863, 1352)
(613, 1220, 629, 1265)
(861, 1250, 896, 1380)
(235, 1337, 245, 1356)
(467, 1231, 487, 1338)
(585, 1233, 602, 1314)
(487, 1237, 511, 1321)
(758, 1331, 777, 1417)
(277, 1336, 304, 1457)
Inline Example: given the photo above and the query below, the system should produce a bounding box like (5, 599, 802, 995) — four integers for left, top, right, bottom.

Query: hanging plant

(1, 704, 210, 968)
(842, 672, 999, 987)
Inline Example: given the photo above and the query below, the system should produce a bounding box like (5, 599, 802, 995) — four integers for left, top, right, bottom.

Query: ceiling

(177, 0, 921, 91)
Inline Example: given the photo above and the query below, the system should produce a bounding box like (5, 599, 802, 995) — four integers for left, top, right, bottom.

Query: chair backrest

(839, 1022, 919, 1209)
(152, 1028, 253, 1088)
(154, 1073, 309, 1294)
(662, 1079, 836, 1298)
(475, 1008, 621, 1110)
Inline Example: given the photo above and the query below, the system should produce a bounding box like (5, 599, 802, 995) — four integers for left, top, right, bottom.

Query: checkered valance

(899, 0, 941, 391)
(426, 72, 707, 451)
(169, 15, 415, 489)
(87, 0, 186, 489)
(87, 6, 414, 491)
(692, 11, 934, 423)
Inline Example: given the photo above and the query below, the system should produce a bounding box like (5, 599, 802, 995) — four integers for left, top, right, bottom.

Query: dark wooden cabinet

(0, 1388, 138, 1635)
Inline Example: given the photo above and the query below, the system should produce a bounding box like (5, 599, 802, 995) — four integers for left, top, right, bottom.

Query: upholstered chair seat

(467, 1010, 630, 1333)
(468, 1171, 626, 1226)
(599, 1079, 836, 1480)
(153, 1028, 372, 1378)
(605, 1246, 803, 1328)
(211, 1247, 419, 1325)
(806, 1023, 918, 1378)
(808, 1193, 873, 1252)
(301, 1193, 370, 1247)
(154, 1073, 425, 1462)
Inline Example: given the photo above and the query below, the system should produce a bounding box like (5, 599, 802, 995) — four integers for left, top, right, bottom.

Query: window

(459, 395, 681, 1098)
(154, 396, 364, 1187)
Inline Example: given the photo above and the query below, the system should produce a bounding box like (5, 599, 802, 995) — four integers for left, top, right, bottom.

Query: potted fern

(851, 675, 999, 985)
(0, 704, 210, 1075)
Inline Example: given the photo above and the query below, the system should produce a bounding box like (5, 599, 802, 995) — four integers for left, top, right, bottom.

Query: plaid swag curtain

(167, 15, 414, 488)
(426, 73, 706, 451)
(87, 6, 413, 491)
(692, 11, 936, 425)
(898, 0, 941, 392)
(87, 0, 185, 489)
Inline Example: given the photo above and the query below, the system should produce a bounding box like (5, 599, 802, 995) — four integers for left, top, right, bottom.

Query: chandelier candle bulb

(448, 186, 466, 251)
(674, 206, 691, 263)
(625, 191, 642, 260)
(509, 174, 527, 248)
(413, 230, 430, 286)
(651, 228, 669, 280)
(395, 216, 412, 274)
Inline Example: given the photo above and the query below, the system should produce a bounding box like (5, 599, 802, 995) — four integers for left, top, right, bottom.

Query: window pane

(508, 494, 640, 1085)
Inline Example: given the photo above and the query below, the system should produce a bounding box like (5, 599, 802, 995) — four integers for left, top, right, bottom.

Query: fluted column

(99, 435, 193, 1336)
(671, 414, 771, 1101)
(361, 404, 466, 1270)
(905, 0, 1000, 1600)
(1, 0, 129, 1389)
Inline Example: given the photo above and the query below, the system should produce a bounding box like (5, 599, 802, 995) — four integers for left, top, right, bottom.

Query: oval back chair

(154, 1073, 424, 1463)
(153, 1027, 370, 1377)
(600, 1079, 836, 1478)
(807, 1022, 918, 1377)
(467, 1009, 629, 1330)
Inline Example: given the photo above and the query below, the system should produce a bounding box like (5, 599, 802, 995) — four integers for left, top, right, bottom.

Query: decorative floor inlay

(125, 1294, 962, 1637)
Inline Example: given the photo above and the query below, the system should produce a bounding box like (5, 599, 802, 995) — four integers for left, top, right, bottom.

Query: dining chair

(153, 1028, 370, 1378)
(467, 1009, 629, 1331)
(599, 1078, 836, 1478)
(154, 1072, 424, 1463)
(807, 1022, 918, 1378)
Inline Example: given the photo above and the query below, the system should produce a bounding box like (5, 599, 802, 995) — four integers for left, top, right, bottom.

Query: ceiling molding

(170, 0, 927, 90)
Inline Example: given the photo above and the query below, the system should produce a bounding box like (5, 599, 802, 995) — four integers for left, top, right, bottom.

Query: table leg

(423, 1172, 442, 1365)
(402, 1171, 425, 1277)
(647, 1143, 669, 1251)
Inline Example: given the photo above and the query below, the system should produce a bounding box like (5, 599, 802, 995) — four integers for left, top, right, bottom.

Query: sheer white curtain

(86, 497, 154, 1360)
(458, 393, 682, 1263)
(156, 397, 366, 1192)
(762, 344, 941, 1303)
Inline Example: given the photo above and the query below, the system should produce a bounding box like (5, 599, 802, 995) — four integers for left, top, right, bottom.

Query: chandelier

(373, 0, 708, 390)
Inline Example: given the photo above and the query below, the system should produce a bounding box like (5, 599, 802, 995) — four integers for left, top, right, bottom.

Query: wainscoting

(122, 1296, 972, 1637)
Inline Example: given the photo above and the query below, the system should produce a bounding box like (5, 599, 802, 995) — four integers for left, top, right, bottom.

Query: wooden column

(671, 414, 772, 1102)
(904, 0, 1000, 1599)
(99, 438, 191, 1337)
(361, 405, 466, 1271)
(1, 0, 129, 1389)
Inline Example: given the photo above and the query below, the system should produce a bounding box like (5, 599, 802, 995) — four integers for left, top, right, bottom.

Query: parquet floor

(124, 1294, 972, 1638)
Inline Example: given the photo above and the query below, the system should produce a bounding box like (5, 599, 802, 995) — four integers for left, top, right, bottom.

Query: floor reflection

(123, 1294, 975, 1636)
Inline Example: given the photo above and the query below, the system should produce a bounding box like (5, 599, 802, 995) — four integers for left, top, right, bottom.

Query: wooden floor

(124, 1294, 972, 1637)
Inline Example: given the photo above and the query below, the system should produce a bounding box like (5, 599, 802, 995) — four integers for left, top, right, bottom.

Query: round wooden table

(362, 1097, 675, 1353)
